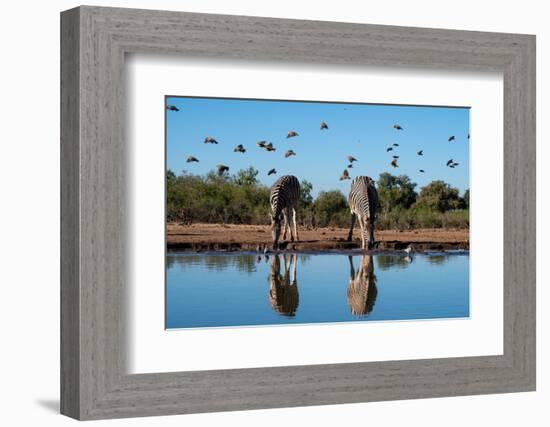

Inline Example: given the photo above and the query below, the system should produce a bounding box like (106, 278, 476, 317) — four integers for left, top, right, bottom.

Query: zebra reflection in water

(268, 254, 299, 317)
(347, 255, 378, 316)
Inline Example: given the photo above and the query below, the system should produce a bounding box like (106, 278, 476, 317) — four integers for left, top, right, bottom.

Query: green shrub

(312, 190, 349, 227)
(441, 209, 469, 228)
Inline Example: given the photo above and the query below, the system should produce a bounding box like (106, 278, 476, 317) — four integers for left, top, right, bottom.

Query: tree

(299, 179, 313, 208)
(415, 180, 461, 213)
(313, 190, 349, 227)
(234, 167, 259, 186)
(377, 173, 418, 213)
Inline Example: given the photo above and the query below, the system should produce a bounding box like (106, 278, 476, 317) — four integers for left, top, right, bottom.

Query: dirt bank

(167, 223, 469, 252)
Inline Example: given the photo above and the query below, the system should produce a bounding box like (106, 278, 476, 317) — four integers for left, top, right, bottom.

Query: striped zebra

(347, 176, 379, 249)
(269, 175, 301, 249)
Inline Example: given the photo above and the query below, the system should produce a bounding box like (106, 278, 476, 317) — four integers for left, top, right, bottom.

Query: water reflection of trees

(297, 254, 311, 266)
(167, 254, 258, 274)
(425, 255, 447, 265)
(375, 255, 413, 270)
(347, 256, 378, 316)
(268, 254, 299, 317)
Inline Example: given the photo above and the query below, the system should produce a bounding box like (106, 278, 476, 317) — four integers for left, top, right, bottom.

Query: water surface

(166, 252, 469, 329)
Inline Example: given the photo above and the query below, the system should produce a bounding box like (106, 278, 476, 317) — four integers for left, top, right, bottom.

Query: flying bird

(393, 143, 399, 147)
(468, 133, 470, 140)
(166, 105, 179, 112)
(448, 135, 456, 142)
(320, 121, 329, 130)
(393, 124, 403, 130)
(386, 147, 393, 152)
(347, 164, 353, 169)
(392, 155, 399, 159)
(340, 169, 350, 180)
(287, 131, 299, 138)
(264, 142, 276, 152)
(419, 169, 425, 173)
(186, 156, 199, 163)
(446, 159, 454, 167)
(417, 150, 423, 156)
(391, 159, 398, 168)
(204, 136, 218, 144)
(284, 150, 296, 158)
(216, 164, 229, 176)
(233, 144, 246, 153)
(256, 141, 266, 148)
(347, 155, 357, 163)
(267, 168, 277, 176)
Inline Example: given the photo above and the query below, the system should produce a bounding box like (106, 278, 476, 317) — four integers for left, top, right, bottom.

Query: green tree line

(167, 168, 469, 230)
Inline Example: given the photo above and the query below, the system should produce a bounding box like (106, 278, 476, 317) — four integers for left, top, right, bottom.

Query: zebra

(268, 254, 299, 316)
(347, 255, 378, 316)
(269, 175, 301, 249)
(347, 176, 379, 250)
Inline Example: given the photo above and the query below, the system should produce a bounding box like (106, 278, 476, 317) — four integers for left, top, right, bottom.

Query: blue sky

(166, 96, 470, 197)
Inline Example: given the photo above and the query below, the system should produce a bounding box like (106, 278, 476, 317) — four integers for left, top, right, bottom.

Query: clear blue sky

(166, 96, 470, 197)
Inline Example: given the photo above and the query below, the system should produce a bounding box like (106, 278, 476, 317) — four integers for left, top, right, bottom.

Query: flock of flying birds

(167, 104, 466, 180)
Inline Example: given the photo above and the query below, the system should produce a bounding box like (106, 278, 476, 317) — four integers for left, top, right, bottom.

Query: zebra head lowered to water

(269, 175, 301, 250)
(347, 176, 379, 250)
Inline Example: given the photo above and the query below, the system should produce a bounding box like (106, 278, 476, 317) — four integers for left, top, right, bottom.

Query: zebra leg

(282, 211, 289, 240)
(285, 208, 293, 241)
(347, 212, 356, 242)
(285, 208, 292, 242)
(348, 255, 355, 279)
(283, 253, 289, 275)
(368, 221, 375, 249)
(358, 215, 366, 250)
(291, 254, 297, 285)
(365, 224, 372, 249)
(292, 207, 299, 241)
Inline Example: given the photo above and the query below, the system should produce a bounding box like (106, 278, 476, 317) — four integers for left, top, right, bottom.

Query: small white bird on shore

(404, 246, 412, 255)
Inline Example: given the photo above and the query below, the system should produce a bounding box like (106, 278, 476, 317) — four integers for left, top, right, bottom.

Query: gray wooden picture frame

(60, 5, 536, 420)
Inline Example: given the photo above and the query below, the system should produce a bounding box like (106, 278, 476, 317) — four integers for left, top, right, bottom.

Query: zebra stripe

(347, 176, 379, 249)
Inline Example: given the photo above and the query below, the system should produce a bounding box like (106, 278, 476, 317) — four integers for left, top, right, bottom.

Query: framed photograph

(61, 6, 536, 420)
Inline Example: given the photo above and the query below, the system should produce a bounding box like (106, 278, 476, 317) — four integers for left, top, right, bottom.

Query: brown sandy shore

(167, 223, 469, 252)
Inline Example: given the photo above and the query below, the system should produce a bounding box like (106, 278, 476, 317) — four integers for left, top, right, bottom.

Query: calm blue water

(166, 252, 469, 329)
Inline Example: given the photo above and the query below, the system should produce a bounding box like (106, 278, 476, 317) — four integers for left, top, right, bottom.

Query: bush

(166, 169, 271, 224)
(441, 209, 469, 228)
(376, 206, 469, 230)
(415, 180, 461, 213)
(313, 190, 349, 228)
